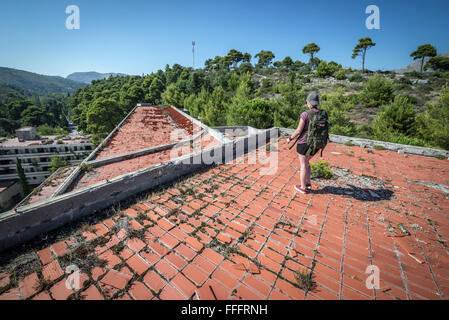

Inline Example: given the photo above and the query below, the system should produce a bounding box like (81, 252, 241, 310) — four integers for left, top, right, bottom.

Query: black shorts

(296, 143, 318, 156)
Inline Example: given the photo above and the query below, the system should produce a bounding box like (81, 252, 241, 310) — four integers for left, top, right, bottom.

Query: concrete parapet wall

(279, 128, 449, 159)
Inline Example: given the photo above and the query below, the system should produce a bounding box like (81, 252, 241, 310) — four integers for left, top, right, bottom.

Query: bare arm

(288, 118, 305, 142)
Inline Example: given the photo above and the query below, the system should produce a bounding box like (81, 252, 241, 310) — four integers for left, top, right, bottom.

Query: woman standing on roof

(287, 92, 329, 194)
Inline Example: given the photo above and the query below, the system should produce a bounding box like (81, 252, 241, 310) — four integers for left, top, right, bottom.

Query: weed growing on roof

(311, 161, 334, 180)
(167, 208, 180, 218)
(126, 228, 146, 242)
(58, 242, 107, 273)
(136, 212, 150, 225)
(179, 186, 195, 196)
(344, 141, 354, 146)
(32, 276, 52, 293)
(79, 162, 93, 172)
(294, 268, 315, 291)
(80, 223, 95, 233)
(358, 157, 365, 162)
(111, 241, 126, 255)
(373, 145, 385, 150)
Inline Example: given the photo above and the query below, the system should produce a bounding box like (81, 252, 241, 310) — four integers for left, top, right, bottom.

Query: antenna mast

(192, 41, 195, 68)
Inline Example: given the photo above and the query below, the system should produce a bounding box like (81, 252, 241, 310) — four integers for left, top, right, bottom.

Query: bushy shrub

(240, 98, 273, 129)
(371, 95, 417, 140)
(37, 124, 69, 136)
(201, 87, 228, 126)
(404, 71, 423, 79)
(49, 156, 68, 173)
(335, 69, 346, 80)
(415, 85, 449, 150)
(360, 74, 394, 107)
(272, 81, 307, 129)
(349, 73, 363, 82)
(320, 89, 356, 136)
(311, 161, 334, 179)
(161, 83, 186, 108)
(91, 134, 104, 147)
(315, 61, 342, 78)
(80, 162, 93, 172)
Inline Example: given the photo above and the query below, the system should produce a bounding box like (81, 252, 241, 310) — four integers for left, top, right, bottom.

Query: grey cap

(307, 92, 319, 106)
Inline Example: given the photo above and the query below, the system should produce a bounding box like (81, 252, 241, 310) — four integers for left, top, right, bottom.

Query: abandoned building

(0, 104, 448, 301)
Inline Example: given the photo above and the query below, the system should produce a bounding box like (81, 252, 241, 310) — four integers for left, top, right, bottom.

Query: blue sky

(0, 0, 448, 77)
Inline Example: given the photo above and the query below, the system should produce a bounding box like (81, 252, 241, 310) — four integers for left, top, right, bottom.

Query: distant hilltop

(66, 72, 127, 84)
(393, 52, 449, 74)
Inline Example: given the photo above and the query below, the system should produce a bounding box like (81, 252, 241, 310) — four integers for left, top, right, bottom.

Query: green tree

(361, 74, 394, 107)
(352, 37, 376, 73)
(49, 156, 68, 173)
(226, 49, 245, 68)
(21, 105, 45, 126)
(227, 73, 254, 125)
(411, 44, 437, 73)
(16, 157, 30, 196)
(282, 56, 294, 69)
(320, 89, 356, 136)
(242, 53, 252, 63)
(86, 98, 123, 134)
(241, 98, 273, 129)
(201, 86, 228, 126)
(315, 61, 342, 78)
(120, 84, 145, 108)
(425, 56, 449, 72)
(255, 50, 275, 69)
(302, 43, 320, 69)
(335, 68, 346, 80)
(372, 95, 417, 140)
(416, 85, 449, 149)
(183, 88, 210, 117)
(272, 79, 307, 128)
(161, 83, 185, 108)
(147, 77, 165, 104)
(8, 100, 32, 120)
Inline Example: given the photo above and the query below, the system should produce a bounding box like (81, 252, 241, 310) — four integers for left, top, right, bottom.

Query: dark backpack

(306, 109, 329, 156)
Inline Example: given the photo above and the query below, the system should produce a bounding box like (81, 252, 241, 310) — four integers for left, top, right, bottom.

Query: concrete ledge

(0, 128, 278, 252)
(279, 128, 449, 159)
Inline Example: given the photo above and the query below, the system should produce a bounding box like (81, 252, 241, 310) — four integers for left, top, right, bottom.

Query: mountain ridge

(0, 67, 85, 95)
(66, 72, 127, 84)
(393, 52, 449, 74)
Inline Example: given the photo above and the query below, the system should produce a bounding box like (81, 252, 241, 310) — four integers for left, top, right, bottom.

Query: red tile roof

(19, 106, 217, 203)
(1, 136, 448, 300)
(94, 106, 197, 160)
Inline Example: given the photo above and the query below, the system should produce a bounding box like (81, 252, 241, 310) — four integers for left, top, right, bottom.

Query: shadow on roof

(313, 185, 394, 202)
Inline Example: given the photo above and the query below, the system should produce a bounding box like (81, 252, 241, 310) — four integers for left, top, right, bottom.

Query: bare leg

(306, 155, 312, 185)
(298, 154, 308, 189)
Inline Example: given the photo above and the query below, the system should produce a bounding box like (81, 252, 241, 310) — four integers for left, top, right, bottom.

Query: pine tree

(16, 157, 31, 196)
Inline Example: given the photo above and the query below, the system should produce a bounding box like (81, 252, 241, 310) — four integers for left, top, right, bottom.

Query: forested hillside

(67, 46, 449, 150)
(0, 67, 85, 95)
(2, 43, 448, 151)
(0, 84, 70, 136)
